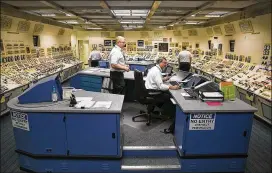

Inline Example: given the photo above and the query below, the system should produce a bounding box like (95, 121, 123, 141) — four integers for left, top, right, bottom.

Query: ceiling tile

(159, 1, 207, 7)
(106, 1, 153, 7)
(54, 1, 101, 6)
(211, 1, 258, 8)
(2, 1, 48, 7)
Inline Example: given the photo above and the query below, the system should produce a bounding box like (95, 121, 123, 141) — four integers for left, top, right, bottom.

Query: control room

(0, 1, 271, 173)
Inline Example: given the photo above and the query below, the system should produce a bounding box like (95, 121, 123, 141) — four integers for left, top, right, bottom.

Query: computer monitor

(158, 43, 168, 52)
(164, 66, 173, 74)
(183, 75, 208, 88)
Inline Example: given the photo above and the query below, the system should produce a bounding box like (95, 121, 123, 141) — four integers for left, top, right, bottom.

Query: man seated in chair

(145, 57, 180, 116)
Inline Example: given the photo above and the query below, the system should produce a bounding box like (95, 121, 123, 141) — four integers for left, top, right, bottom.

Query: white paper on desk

(86, 68, 100, 73)
(181, 92, 190, 97)
(99, 69, 110, 73)
(75, 101, 95, 109)
(169, 76, 182, 82)
(76, 97, 93, 102)
(180, 79, 190, 83)
(93, 101, 112, 109)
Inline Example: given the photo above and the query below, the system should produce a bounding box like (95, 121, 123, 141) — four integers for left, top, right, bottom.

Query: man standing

(178, 46, 192, 71)
(88, 47, 101, 67)
(109, 36, 129, 94)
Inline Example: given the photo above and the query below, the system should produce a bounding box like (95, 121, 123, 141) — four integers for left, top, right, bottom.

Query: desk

(8, 90, 126, 172)
(70, 68, 134, 92)
(9, 71, 257, 173)
(168, 71, 257, 172)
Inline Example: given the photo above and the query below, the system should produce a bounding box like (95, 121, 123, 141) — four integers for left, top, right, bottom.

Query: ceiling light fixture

(87, 28, 102, 30)
(205, 14, 221, 18)
(65, 21, 78, 24)
(41, 14, 56, 17)
(185, 21, 199, 25)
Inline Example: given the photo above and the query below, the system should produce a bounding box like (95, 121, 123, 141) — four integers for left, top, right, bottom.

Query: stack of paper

(93, 101, 112, 109)
(202, 92, 223, 98)
(75, 101, 95, 109)
(76, 97, 93, 102)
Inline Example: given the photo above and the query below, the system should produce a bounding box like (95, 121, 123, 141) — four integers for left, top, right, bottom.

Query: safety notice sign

(11, 111, 30, 131)
(189, 113, 216, 130)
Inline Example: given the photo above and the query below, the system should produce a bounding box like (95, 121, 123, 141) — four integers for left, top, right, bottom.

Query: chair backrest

(134, 70, 148, 102)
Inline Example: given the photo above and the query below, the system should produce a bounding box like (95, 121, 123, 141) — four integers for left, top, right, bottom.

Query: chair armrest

(147, 89, 162, 96)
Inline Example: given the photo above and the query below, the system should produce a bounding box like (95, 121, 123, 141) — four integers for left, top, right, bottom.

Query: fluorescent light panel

(205, 14, 221, 17)
(87, 28, 102, 30)
(185, 21, 199, 24)
(41, 14, 56, 17)
(209, 11, 229, 15)
(111, 10, 149, 17)
(119, 20, 145, 24)
(65, 21, 78, 24)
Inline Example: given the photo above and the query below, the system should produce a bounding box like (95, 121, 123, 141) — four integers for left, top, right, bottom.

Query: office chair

(132, 70, 165, 126)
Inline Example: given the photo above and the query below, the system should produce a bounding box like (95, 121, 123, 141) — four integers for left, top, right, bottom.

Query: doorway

(78, 40, 89, 67)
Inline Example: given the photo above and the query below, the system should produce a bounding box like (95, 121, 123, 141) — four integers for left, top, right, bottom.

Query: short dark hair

(182, 46, 186, 50)
(156, 57, 167, 64)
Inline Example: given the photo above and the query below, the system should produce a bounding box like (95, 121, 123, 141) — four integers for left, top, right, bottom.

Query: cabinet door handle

(243, 130, 247, 137)
(112, 133, 116, 139)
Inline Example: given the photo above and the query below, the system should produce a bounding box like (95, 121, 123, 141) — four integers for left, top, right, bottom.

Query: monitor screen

(104, 40, 112, 47)
(165, 66, 173, 74)
(184, 75, 207, 88)
(229, 40, 235, 52)
(33, 35, 40, 47)
(158, 43, 168, 52)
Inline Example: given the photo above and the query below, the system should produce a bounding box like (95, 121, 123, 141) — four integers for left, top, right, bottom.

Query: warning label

(189, 113, 216, 130)
(11, 111, 30, 131)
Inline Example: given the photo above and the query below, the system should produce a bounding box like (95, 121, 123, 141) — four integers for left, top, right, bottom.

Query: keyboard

(184, 88, 198, 98)
(170, 81, 179, 86)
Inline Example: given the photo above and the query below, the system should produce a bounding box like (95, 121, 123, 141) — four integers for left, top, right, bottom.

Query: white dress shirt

(109, 45, 125, 72)
(89, 50, 101, 60)
(145, 65, 170, 91)
(178, 50, 192, 63)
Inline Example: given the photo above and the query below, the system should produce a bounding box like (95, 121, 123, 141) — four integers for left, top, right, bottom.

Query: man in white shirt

(145, 57, 180, 118)
(178, 46, 192, 71)
(109, 36, 130, 94)
(89, 47, 101, 67)
(145, 57, 180, 91)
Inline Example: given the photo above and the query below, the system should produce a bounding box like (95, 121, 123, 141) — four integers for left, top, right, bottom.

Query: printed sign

(11, 111, 30, 131)
(189, 113, 216, 130)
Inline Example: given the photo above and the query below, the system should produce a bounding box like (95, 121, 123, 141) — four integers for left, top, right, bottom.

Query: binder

(198, 90, 224, 102)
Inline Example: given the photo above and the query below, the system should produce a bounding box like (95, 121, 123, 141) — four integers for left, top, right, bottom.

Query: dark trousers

(152, 91, 175, 117)
(110, 71, 125, 94)
(91, 60, 99, 67)
(179, 62, 191, 72)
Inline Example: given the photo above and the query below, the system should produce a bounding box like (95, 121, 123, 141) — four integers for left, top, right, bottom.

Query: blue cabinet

(12, 111, 121, 158)
(175, 107, 254, 156)
(12, 112, 67, 155)
(65, 113, 121, 157)
(70, 75, 102, 92)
